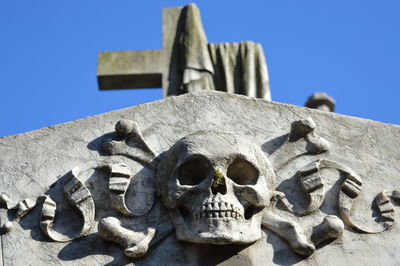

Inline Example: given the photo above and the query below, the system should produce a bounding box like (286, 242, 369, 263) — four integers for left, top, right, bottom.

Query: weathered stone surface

(0, 91, 400, 265)
(97, 50, 164, 90)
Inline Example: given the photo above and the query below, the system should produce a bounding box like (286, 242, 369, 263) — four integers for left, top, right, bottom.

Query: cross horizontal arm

(97, 50, 164, 90)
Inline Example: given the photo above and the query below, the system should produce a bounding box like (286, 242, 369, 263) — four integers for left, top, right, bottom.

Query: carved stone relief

(1, 118, 399, 262)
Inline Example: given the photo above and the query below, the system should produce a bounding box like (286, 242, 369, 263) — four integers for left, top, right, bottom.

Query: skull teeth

(220, 202, 228, 210)
(194, 202, 243, 220)
(213, 202, 219, 210)
(194, 210, 243, 220)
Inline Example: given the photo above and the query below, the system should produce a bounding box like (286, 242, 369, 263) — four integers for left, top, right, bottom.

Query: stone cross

(97, 4, 271, 100)
(97, 7, 179, 98)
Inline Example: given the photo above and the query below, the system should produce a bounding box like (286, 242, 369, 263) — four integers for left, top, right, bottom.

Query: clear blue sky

(1, 1, 400, 137)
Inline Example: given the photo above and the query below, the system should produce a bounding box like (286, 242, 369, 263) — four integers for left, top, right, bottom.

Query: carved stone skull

(156, 131, 275, 245)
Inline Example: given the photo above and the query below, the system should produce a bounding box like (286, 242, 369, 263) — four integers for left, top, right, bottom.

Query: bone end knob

(1, 221, 13, 234)
(0, 193, 10, 209)
(312, 215, 344, 246)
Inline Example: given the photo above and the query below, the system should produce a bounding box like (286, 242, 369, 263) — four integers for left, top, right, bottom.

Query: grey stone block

(0, 91, 399, 265)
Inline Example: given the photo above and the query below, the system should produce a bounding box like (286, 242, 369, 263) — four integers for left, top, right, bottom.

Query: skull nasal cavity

(211, 170, 227, 195)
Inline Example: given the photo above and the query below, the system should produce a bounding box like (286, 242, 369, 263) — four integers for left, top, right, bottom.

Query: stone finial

(305, 93, 335, 112)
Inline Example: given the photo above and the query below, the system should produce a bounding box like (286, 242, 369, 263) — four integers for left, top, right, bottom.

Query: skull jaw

(169, 208, 264, 245)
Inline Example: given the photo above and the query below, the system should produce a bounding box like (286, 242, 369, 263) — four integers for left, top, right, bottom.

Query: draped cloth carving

(177, 4, 271, 100)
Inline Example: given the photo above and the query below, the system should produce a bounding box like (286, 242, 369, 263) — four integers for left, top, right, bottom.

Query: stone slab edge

(0, 233, 3, 266)
(1, 91, 398, 140)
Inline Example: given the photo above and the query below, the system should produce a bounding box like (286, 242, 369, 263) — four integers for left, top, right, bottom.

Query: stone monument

(97, 4, 270, 100)
(1, 4, 400, 266)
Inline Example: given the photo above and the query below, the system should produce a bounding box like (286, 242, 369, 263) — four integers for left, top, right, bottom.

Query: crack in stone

(0, 228, 3, 266)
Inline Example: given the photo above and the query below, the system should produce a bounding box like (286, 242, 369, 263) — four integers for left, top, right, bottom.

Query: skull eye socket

(178, 157, 212, 185)
(227, 158, 259, 185)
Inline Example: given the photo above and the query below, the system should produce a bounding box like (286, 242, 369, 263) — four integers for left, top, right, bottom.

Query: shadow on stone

(187, 242, 253, 266)
(87, 132, 115, 156)
(276, 172, 309, 213)
(262, 134, 288, 155)
(319, 172, 343, 217)
(58, 233, 132, 266)
(265, 229, 305, 265)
